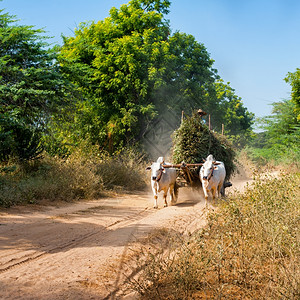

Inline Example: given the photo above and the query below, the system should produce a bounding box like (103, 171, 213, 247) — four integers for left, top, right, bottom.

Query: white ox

(146, 157, 178, 208)
(199, 154, 226, 206)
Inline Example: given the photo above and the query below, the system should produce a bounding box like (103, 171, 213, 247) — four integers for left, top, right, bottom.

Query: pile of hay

(171, 111, 236, 182)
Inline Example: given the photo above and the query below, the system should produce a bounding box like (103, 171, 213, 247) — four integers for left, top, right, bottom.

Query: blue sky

(2, 0, 300, 119)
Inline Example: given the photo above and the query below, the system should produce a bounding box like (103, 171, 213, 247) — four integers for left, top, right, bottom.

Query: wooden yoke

(162, 163, 203, 169)
(161, 161, 232, 191)
(162, 162, 203, 185)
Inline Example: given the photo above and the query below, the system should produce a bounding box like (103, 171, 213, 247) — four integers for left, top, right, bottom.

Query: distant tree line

(248, 69, 300, 164)
(1, 0, 256, 161)
(249, 96, 300, 164)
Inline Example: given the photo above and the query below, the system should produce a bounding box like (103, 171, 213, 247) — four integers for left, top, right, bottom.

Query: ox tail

(174, 181, 179, 201)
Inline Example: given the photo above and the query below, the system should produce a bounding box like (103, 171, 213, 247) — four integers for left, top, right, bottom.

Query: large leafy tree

(59, 0, 172, 150)
(214, 80, 254, 146)
(152, 31, 218, 115)
(285, 68, 300, 121)
(58, 0, 253, 152)
(0, 9, 66, 160)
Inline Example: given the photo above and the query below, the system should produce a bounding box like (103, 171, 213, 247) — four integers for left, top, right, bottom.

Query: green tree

(214, 80, 254, 147)
(0, 9, 66, 160)
(58, 0, 171, 151)
(250, 98, 300, 164)
(258, 99, 299, 147)
(285, 68, 300, 121)
(152, 31, 218, 115)
(58, 0, 253, 152)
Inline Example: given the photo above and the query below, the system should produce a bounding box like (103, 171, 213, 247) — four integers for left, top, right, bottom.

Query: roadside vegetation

(0, 148, 147, 207)
(129, 172, 300, 299)
(245, 97, 300, 169)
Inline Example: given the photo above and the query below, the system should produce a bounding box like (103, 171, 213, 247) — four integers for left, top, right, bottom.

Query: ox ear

(145, 166, 151, 170)
(202, 158, 206, 162)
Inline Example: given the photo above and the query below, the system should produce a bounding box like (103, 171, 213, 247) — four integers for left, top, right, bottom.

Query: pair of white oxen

(146, 155, 226, 208)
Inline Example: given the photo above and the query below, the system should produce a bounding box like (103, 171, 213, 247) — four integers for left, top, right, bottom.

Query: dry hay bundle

(172, 111, 236, 182)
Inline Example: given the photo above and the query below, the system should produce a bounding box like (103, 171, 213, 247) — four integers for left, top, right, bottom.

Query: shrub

(0, 149, 148, 207)
(130, 172, 300, 299)
(243, 145, 300, 171)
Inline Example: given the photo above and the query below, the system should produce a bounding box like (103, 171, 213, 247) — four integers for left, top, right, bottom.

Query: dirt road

(0, 174, 249, 300)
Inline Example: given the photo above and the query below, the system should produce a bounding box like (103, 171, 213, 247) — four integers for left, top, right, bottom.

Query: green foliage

(285, 68, 300, 120)
(58, 0, 171, 151)
(214, 80, 254, 147)
(172, 111, 236, 181)
(0, 114, 43, 161)
(258, 99, 299, 144)
(57, 0, 253, 153)
(251, 98, 300, 166)
(1, 1, 254, 159)
(0, 9, 67, 161)
(153, 31, 217, 114)
(245, 144, 300, 168)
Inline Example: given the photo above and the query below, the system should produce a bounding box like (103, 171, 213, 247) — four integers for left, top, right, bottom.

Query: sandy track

(0, 173, 249, 300)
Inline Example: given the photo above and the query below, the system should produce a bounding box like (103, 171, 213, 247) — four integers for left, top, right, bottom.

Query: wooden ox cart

(162, 161, 232, 195)
(162, 161, 202, 188)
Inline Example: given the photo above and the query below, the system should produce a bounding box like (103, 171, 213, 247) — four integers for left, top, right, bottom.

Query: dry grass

(0, 156, 102, 207)
(0, 149, 148, 207)
(129, 172, 300, 299)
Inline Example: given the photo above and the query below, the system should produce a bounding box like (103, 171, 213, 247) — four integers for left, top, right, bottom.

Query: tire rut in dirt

(0, 207, 152, 274)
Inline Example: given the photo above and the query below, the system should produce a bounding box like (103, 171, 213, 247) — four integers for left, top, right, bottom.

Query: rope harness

(152, 166, 164, 182)
(156, 168, 163, 182)
(203, 163, 215, 182)
(207, 166, 214, 181)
